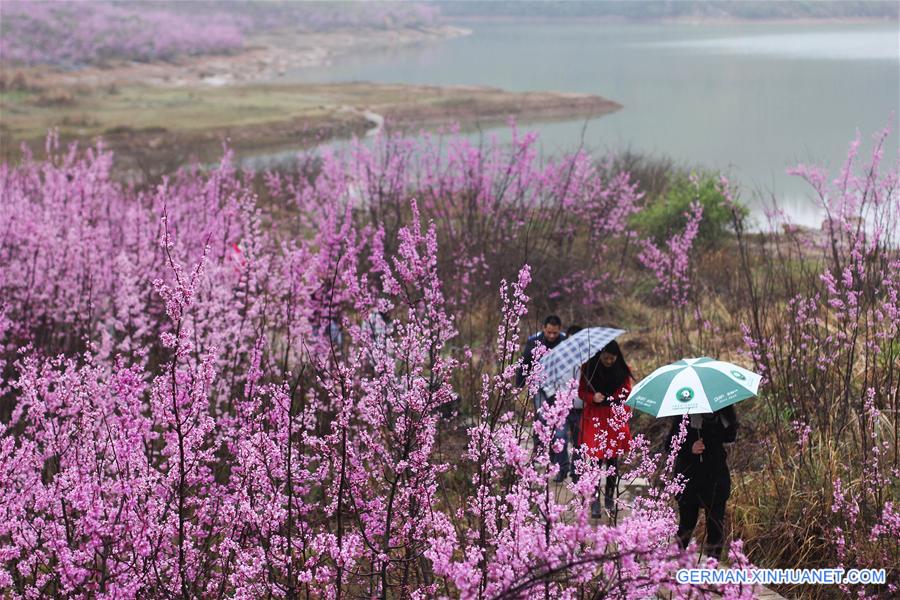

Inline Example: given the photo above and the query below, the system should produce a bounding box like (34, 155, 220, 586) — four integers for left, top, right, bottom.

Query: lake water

(276, 20, 900, 227)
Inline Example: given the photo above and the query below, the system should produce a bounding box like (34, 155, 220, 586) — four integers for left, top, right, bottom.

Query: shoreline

(0, 81, 620, 175)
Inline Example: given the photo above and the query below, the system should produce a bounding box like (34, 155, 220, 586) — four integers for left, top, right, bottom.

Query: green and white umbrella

(625, 357, 761, 417)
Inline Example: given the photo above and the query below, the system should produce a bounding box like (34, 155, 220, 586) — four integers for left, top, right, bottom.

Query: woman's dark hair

(583, 340, 633, 396)
(565, 324, 583, 336)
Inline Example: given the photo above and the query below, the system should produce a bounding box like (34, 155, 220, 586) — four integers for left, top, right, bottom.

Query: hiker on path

(578, 340, 633, 518)
(666, 405, 738, 560)
(516, 315, 568, 480)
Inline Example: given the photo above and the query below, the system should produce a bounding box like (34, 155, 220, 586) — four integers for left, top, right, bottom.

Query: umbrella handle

(697, 430, 703, 464)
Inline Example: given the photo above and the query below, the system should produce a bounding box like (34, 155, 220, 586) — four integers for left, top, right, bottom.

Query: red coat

(578, 373, 633, 460)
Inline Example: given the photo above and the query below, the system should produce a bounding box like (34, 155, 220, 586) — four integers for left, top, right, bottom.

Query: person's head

(598, 349, 618, 368)
(594, 340, 633, 376)
(565, 325, 583, 337)
(597, 340, 626, 366)
(583, 339, 632, 394)
(542, 315, 562, 342)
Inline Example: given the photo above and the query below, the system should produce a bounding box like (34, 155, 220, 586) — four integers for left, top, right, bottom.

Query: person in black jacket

(516, 315, 568, 480)
(515, 315, 565, 388)
(666, 405, 738, 560)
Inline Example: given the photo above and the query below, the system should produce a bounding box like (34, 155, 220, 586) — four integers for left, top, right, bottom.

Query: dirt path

(549, 477, 786, 598)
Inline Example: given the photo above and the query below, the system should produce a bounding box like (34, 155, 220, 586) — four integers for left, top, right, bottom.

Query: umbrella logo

(730, 369, 747, 380)
(676, 387, 695, 403)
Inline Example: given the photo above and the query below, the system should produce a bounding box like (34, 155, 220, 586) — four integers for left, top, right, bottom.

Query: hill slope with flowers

(0, 125, 897, 598)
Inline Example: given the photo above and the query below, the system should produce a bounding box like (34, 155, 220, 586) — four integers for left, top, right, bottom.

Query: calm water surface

(270, 20, 900, 227)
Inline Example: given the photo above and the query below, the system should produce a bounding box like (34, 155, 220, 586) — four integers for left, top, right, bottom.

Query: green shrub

(632, 172, 748, 246)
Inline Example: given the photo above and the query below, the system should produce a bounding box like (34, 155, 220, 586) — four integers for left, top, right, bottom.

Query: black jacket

(666, 406, 738, 504)
(515, 331, 566, 388)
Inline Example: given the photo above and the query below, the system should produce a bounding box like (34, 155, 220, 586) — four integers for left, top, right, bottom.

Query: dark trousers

(677, 493, 728, 559)
(534, 393, 581, 478)
(556, 408, 582, 478)
(601, 457, 618, 508)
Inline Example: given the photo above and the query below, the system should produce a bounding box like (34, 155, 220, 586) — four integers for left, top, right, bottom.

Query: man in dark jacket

(516, 315, 569, 481)
(666, 406, 738, 560)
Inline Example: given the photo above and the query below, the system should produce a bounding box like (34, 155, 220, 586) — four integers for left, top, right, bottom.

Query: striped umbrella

(538, 327, 626, 397)
(625, 357, 761, 417)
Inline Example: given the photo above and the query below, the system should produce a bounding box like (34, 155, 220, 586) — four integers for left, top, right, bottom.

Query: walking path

(510, 419, 784, 597)
(548, 476, 786, 599)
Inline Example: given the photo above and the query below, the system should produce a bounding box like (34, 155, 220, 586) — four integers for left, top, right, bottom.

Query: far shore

(1, 24, 472, 90)
(443, 15, 897, 26)
(0, 80, 620, 175)
(0, 21, 624, 175)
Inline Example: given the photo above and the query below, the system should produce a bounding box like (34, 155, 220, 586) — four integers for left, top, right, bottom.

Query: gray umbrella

(538, 327, 626, 397)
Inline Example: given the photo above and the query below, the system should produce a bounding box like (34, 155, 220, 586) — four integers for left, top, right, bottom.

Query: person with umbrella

(536, 327, 626, 485)
(666, 405, 738, 561)
(577, 340, 634, 518)
(625, 357, 760, 560)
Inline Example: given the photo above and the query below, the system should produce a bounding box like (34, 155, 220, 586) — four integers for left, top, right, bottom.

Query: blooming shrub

(0, 130, 755, 598)
(0, 1, 245, 66)
(0, 0, 441, 67)
(0, 124, 896, 597)
(730, 127, 899, 597)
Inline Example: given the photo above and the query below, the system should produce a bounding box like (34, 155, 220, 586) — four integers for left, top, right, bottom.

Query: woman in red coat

(578, 340, 633, 518)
